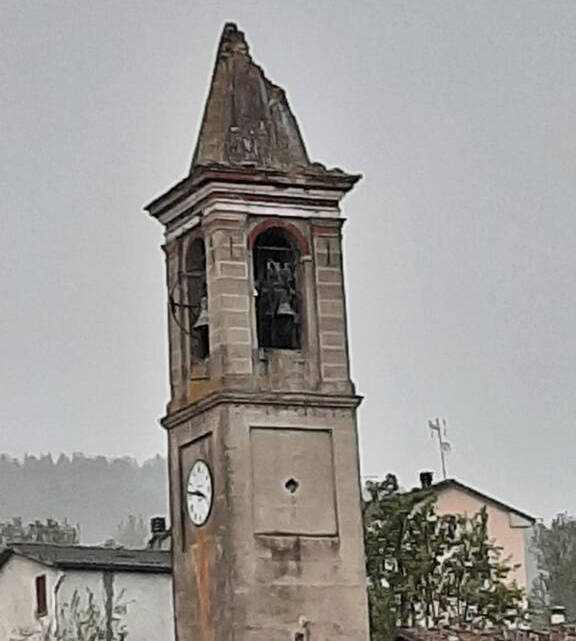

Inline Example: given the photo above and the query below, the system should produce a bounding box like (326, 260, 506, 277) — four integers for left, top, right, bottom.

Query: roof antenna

(428, 418, 451, 480)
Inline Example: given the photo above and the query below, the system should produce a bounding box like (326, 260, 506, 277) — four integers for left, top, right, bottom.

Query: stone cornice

(160, 390, 363, 429)
(145, 166, 360, 225)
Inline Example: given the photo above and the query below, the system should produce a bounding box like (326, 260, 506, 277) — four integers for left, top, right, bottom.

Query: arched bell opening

(253, 228, 302, 350)
(185, 238, 209, 361)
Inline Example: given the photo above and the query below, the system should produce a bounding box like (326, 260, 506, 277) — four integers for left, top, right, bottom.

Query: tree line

(0, 453, 168, 544)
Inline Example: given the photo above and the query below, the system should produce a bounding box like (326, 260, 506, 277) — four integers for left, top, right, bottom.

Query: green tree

(531, 513, 576, 621)
(364, 474, 525, 641)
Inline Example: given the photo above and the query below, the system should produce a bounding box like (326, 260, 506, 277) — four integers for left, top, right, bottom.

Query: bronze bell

(193, 297, 209, 328)
(276, 300, 295, 317)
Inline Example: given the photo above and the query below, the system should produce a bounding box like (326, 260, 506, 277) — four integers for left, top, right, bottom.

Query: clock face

(186, 460, 213, 526)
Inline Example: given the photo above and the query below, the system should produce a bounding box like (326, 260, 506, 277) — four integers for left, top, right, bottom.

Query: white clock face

(186, 460, 213, 526)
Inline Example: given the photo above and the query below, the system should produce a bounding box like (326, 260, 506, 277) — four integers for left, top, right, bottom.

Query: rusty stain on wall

(194, 528, 215, 641)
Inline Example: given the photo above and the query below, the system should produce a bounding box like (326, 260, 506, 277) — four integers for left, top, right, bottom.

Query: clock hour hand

(188, 489, 207, 500)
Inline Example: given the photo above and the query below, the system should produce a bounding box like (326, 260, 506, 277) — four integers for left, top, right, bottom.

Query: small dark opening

(285, 478, 300, 494)
(151, 516, 166, 534)
(253, 228, 301, 350)
(35, 574, 47, 617)
(420, 471, 433, 488)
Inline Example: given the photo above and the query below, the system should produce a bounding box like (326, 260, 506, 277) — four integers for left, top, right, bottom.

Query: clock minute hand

(188, 489, 207, 500)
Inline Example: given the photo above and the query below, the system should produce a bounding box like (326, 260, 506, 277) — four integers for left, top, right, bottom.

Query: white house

(0, 542, 174, 641)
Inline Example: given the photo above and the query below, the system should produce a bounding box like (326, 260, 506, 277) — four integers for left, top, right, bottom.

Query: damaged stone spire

(191, 23, 318, 174)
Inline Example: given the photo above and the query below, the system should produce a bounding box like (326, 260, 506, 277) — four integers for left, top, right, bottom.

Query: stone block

(218, 261, 247, 279)
(226, 328, 252, 345)
(321, 348, 348, 365)
(319, 299, 345, 317)
(217, 294, 250, 312)
(218, 312, 251, 330)
(314, 236, 342, 252)
(225, 344, 252, 360)
(210, 278, 250, 297)
(225, 358, 253, 374)
(317, 316, 346, 333)
(320, 332, 346, 348)
(316, 267, 343, 284)
(322, 364, 349, 380)
(318, 283, 344, 300)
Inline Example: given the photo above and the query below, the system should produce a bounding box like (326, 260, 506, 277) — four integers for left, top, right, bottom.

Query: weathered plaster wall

(171, 401, 370, 641)
(115, 571, 174, 640)
(434, 487, 532, 589)
(0, 555, 59, 641)
(0, 556, 174, 641)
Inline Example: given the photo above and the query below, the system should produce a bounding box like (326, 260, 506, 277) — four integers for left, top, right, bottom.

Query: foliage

(0, 517, 78, 546)
(114, 514, 148, 548)
(42, 587, 130, 640)
(364, 474, 525, 641)
(531, 513, 576, 622)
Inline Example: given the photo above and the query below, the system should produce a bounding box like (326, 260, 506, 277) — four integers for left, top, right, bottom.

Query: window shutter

(35, 574, 47, 617)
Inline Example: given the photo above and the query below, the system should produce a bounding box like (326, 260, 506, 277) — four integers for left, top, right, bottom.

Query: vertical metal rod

(428, 418, 449, 480)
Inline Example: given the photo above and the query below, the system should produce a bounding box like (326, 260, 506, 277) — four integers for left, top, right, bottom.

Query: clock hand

(188, 490, 207, 499)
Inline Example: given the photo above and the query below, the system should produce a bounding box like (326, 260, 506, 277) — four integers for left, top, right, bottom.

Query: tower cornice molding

(146, 166, 360, 226)
(160, 390, 363, 429)
(149, 174, 358, 242)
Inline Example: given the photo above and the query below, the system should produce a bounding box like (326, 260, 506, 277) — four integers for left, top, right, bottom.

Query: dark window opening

(35, 574, 47, 617)
(253, 228, 301, 349)
(185, 239, 209, 361)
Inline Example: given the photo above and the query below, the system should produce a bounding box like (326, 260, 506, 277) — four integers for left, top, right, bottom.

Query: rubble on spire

(191, 23, 337, 175)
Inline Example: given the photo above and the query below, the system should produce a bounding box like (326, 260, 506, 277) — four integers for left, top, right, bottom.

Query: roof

(190, 23, 349, 177)
(0, 542, 172, 574)
(397, 626, 576, 641)
(145, 22, 360, 220)
(422, 478, 536, 524)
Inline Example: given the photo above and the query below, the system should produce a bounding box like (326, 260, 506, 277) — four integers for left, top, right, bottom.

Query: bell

(193, 296, 209, 329)
(193, 308, 209, 329)
(276, 301, 295, 317)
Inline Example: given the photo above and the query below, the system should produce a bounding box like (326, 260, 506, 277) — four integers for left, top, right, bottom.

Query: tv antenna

(428, 418, 451, 480)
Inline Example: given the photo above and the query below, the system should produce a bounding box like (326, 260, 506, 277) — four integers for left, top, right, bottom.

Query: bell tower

(146, 23, 370, 641)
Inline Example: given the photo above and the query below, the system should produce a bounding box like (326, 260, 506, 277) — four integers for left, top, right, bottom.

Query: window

(185, 238, 209, 361)
(253, 228, 301, 349)
(35, 574, 47, 617)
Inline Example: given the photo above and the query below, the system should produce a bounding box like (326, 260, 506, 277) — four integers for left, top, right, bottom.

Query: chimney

(150, 517, 166, 535)
(550, 605, 566, 625)
(420, 471, 434, 488)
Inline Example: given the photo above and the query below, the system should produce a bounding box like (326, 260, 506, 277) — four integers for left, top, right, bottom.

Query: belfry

(146, 22, 370, 641)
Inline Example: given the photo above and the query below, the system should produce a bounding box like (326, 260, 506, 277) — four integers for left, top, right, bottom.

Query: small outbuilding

(0, 542, 174, 641)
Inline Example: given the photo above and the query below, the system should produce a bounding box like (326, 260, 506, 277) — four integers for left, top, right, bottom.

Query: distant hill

(0, 453, 168, 544)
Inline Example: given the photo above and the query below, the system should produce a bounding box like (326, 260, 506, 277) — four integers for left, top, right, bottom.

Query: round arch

(247, 220, 310, 255)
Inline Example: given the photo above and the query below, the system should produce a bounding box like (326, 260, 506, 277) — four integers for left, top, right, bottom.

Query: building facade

(422, 477, 537, 590)
(0, 543, 173, 641)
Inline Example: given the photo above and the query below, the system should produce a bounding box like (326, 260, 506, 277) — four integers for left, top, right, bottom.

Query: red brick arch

(247, 220, 310, 256)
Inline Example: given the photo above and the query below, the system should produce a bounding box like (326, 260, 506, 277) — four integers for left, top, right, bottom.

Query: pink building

(417, 475, 537, 590)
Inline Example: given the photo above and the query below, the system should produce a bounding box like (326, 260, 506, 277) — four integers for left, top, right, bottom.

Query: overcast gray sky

(1, 1, 575, 522)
